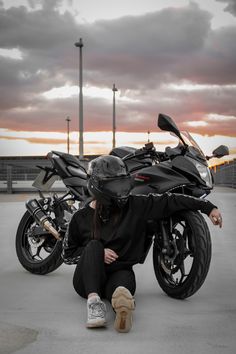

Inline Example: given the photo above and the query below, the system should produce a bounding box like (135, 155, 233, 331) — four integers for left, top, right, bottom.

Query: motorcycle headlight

(193, 161, 212, 188)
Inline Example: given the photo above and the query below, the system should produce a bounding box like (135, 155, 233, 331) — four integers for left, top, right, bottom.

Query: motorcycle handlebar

(122, 143, 168, 162)
(123, 147, 152, 161)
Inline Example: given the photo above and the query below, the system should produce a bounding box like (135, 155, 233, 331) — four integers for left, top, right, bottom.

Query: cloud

(27, 0, 63, 11)
(0, 2, 236, 138)
(82, 3, 213, 89)
(215, 0, 236, 16)
(1, 135, 67, 144)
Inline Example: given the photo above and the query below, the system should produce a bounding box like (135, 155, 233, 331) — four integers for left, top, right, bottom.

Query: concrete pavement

(0, 187, 236, 354)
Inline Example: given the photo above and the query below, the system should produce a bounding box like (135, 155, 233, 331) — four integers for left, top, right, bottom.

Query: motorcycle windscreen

(101, 177, 132, 197)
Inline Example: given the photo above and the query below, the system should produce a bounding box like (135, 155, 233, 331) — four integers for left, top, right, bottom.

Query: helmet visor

(101, 176, 132, 198)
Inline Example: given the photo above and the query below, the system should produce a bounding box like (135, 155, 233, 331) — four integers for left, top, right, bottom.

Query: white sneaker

(111, 286, 135, 333)
(86, 296, 106, 328)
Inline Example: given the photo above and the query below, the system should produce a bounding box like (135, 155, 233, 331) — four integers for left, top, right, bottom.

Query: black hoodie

(62, 192, 216, 268)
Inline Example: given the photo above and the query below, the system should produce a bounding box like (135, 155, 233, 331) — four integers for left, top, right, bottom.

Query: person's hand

(104, 248, 119, 264)
(209, 208, 222, 228)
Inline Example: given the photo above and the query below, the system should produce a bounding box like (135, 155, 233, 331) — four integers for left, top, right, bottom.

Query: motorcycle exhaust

(26, 199, 62, 240)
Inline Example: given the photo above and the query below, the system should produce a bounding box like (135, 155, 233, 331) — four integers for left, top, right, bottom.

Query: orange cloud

(1, 136, 69, 145)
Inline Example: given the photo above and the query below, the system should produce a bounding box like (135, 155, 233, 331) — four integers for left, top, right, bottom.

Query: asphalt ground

(0, 187, 236, 354)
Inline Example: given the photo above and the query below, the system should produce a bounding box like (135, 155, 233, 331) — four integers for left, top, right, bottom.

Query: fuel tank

(131, 161, 191, 195)
(110, 146, 152, 172)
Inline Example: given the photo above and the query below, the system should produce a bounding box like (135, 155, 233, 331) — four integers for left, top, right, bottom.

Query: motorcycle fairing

(171, 156, 211, 188)
(51, 156, 69, 179)
(131, 163, 191, 194)
(126, 159, 153, 173)
(48, 152, 87, 180)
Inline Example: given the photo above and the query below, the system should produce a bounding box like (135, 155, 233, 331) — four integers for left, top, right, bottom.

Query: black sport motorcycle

(15, 114, 229, 299)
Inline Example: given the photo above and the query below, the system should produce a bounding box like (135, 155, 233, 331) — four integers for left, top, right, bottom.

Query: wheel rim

(21, 214, 59, 264)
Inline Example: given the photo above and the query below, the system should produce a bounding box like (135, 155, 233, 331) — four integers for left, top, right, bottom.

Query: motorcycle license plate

(32, 170, 58, 191)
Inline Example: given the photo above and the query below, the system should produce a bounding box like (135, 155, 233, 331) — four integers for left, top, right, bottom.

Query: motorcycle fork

(160, 219, 173, 256)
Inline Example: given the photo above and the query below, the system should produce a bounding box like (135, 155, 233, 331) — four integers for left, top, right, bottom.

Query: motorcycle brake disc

(28, 236, 46, 249)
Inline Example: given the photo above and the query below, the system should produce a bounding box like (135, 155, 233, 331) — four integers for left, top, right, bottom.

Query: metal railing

(0, 155, 95, 193)
(211, 159, 236, 188)
(0, 165, 59, 193)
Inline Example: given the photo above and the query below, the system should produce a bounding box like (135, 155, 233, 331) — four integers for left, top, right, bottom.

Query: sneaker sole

(86, 319, 106, 328)
(111, 287, 135, 333)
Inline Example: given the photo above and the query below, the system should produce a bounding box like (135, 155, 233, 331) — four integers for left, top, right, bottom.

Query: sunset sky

(0, 0, 236, 163)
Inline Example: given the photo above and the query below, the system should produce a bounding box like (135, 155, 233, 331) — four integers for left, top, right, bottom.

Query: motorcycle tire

(153, 211, 211, 299)
(16, 210, 64, 275)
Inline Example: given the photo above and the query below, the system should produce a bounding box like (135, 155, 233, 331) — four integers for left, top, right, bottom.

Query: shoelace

(88, 301, 106, 319)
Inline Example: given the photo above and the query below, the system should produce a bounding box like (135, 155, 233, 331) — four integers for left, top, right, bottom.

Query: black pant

(73, 240, 136, 302)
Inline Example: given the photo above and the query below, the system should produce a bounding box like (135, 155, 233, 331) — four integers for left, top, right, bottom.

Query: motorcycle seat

(66, 166, 87, 179)
(52, 151, 84, 169)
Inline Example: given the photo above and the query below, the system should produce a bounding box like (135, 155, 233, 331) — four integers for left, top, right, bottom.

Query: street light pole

(112, 83, 118, 149)
(66, 116, 71, 153)
(74, 38, 84, 159)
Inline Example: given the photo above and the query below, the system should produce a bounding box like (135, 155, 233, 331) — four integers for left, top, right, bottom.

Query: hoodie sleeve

(61, 213, 85, 265)
(134, 192, 217, 221)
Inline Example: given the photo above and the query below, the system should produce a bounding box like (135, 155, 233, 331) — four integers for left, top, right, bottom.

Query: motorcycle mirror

(158, 113, 187, 146)
(212, 145, 229, 158)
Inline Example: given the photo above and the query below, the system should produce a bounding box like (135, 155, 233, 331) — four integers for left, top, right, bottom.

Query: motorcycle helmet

(87, 155, 132, 207)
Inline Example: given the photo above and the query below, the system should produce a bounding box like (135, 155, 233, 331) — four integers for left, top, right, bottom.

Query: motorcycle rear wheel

(16, 210, 63, 275)
(153, 211, 211, 299)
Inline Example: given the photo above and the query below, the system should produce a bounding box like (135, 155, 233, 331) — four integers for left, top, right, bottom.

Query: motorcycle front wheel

(16, 210, 64, 275)
(153, 211, 212, 299)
